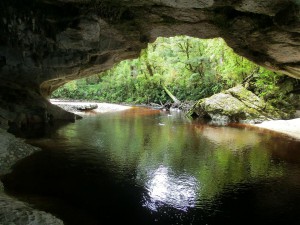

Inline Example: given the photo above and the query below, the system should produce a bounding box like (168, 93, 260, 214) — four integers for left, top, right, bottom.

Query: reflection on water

(143, 165, 199, 211)
(199, 125, 260, 148)
(2, 107, 300, 225)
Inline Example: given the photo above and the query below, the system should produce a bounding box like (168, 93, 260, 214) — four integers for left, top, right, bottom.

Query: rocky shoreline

(52, 98, 300, 140)
(0, 99, 299, 224)
(50, 99, 195, 114)
(0, 128, 64, 225)
(186, 85, 300, 140)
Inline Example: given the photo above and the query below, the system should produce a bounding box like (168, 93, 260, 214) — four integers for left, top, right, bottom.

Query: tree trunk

(162, 84, 181, 104)
(146, 62, 154, 77)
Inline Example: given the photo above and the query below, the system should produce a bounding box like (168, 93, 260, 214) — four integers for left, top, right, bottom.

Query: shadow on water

(2, 148, 152, 225)
(1, 107, 300, 225)
(8, 120, 74, 139)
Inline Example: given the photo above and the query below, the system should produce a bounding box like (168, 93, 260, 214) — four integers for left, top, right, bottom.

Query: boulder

(0, 194, 64, 225)
(187, 85, 290, 124)
(0, 128, 64, 224)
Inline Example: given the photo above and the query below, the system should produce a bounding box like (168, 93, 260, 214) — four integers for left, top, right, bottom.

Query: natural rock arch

(0, 0, 300, 130)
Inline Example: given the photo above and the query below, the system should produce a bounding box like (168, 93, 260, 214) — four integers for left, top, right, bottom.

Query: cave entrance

(50, 36, 299, 114)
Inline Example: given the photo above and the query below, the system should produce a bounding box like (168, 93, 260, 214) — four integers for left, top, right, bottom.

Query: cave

(0, 0, 300, 132)
(0, 1, 300, 224)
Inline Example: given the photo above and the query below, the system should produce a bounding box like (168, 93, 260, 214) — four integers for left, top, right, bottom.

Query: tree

(52, 36, 298, 112)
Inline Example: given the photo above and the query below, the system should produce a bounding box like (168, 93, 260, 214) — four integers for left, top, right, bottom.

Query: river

(1, 107, 300, 225)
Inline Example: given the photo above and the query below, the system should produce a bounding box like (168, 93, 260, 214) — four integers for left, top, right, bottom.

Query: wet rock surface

(0, 128, 40, 174)
(0, 194, 64, 225)
(0, 128, 64, 224)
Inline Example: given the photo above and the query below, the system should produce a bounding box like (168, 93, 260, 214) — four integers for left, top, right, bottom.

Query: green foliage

(51, 36, 298, 111)
(249, 67, 298, 114)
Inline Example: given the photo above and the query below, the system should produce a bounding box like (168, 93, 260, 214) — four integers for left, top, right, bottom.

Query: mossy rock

(187, 85, 289, 124)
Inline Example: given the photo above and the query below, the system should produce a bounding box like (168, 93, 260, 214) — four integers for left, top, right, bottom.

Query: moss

(187, 85, 291, 124)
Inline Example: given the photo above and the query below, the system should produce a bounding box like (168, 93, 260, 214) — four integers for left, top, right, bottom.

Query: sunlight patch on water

(143, 165, 200, 212)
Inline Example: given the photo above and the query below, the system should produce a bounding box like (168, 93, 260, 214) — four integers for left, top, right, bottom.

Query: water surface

(2, 107, 300, 225)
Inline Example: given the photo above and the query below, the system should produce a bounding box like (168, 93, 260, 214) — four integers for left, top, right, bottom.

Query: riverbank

(50, 99, 195, 114)
(0, 101, 179, 225)
(0, 128, 64, 224)
(50, 99, 132, 114)
(0, 100, 299, 224)
(253, 117, 300, 140)
(51, 99, 300, 140)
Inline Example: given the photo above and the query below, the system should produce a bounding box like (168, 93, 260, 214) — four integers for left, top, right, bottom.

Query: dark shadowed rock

(0, 128, 40, 174)
(0, 128, 64, 224)
(0, 194, 64, 225)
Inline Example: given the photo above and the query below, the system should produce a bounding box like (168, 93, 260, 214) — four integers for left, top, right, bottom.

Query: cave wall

(0, 0, 299, 131)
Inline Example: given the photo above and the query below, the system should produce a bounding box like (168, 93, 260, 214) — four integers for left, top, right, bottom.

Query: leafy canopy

(52, 36, 297, 109)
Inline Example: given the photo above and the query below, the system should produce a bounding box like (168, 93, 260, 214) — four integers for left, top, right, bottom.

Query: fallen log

(75, 104, 98, 111)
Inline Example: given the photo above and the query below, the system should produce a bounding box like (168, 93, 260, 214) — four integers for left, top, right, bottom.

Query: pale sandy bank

(253, 118, 300, 140)
(50, 99, 300, 140)
(50, 99, 131, 113)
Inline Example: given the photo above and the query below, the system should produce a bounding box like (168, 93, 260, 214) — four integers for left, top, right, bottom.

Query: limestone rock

(0, 127, 64, 225)
(0, 0, 299, 131)
(0, 128, 40, 174)
(187, 85, 288, 124)
(0, 0, 299, 93)
(0, 194, 64, 225)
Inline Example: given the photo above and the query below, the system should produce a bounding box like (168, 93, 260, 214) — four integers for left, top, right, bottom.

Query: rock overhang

(0, 0, 299, 130)
(1, 0, 299, 93)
